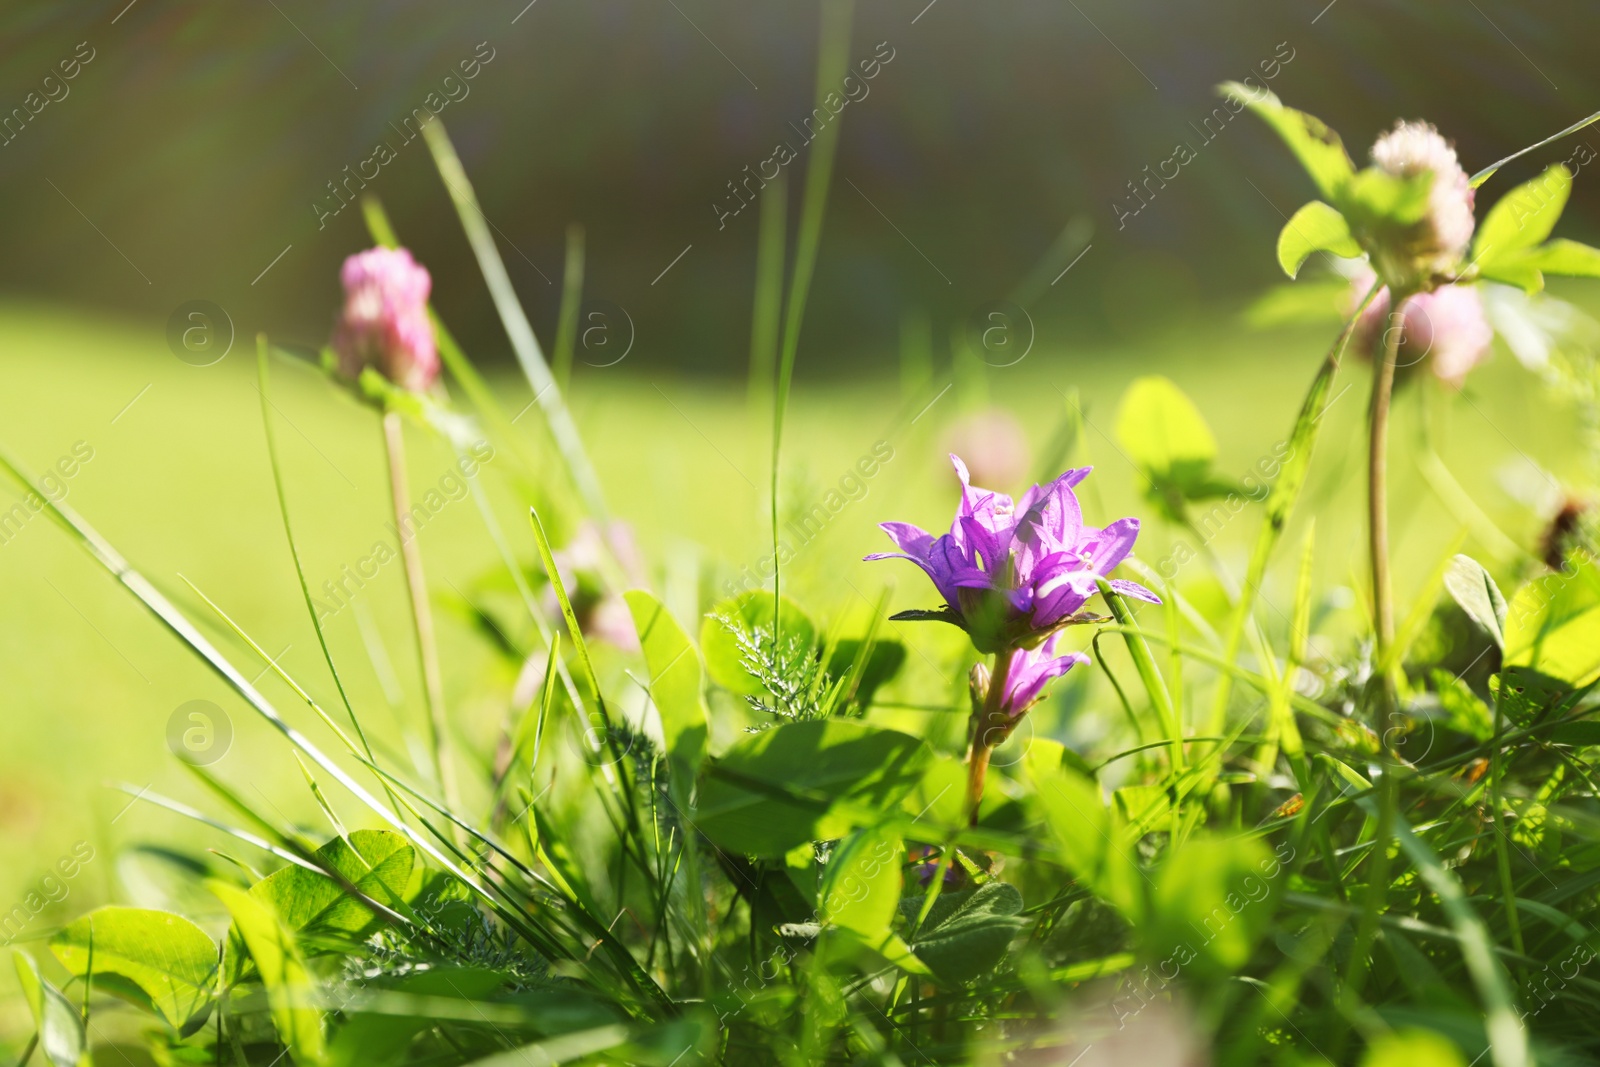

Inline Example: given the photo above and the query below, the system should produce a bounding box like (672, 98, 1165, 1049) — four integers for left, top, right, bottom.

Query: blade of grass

(254, 341, 403, 815)
(1099, 581, 1183, 772)
(456, 442, 587, 722)
(118, 779, 409, 930)
(748, 172, 787, 415)
(1091, 630, 1145, 744)
(527, 507, 658, 898)
(1260, 524, 1314, 787)
(551, 223, 586, 392)
(824, 585, 891, 716)
(1491, 680, 1527, 959)
(1095, 625, 1343, 727)
(770, 0, 853, 642)
(529, 507, 619, 758)
(292, 753, 356, 860)
(178, 574, 360, 756)
(346, 750, 666, 1003)
(420, 118, 608, 520)
(0, 442, 561, 955)
(490, 634, 561, 813)
(1471, 107, 1600, 187)
(112, 783, 322, 878)
(1207, 281, 1382, 736)
(381, 409, 459, 815)
(1387, 806, 1532, 1067)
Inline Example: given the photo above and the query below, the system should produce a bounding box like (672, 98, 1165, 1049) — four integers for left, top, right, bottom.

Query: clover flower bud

(1367, 121, 1475, 290)
(332, 247, 439, 393)
(1348, 266, 1492, 388)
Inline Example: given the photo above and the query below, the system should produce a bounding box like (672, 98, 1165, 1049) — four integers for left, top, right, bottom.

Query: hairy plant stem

(966, 648, 1013, 826)
(1344, 302, 1410, 1048)
(383, 410, 459, 814)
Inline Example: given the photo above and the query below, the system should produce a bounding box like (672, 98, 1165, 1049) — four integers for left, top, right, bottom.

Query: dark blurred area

(0, 0, 1595, 376)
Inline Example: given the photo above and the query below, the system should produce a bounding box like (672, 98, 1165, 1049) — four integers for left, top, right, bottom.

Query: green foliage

(899, 881, 1024, 985)
(1219, 82, 1354, 201)
(1475, 165, 1571, 263)
(1149, 835, 1275, 973)
(826, 637, 906, 716)
(1278, 200, 1362, 278)
(223, 829, 413, 984)
(51, 906, 217, 1032)
(213, 880, 327, 1064)
(626, 589, 710, 799)
(1361, 1029, 1469, 1067)
(1339, 166, 1434, 229)
(818, 824, 926, 973)
(13, 952, 85, 1067)
(1473, 164, 1600, 291)
(324, 967, 510, 1067)
(701, 591, 819, 702)
(1025, 741, 1142, 920)
(1503, 553, 1600, 685)
(1432, 669, 1494, 741)
(1115, 375, 1238, 522)
(1444, 553, 1507, 647)
(694, 719, 931, 855)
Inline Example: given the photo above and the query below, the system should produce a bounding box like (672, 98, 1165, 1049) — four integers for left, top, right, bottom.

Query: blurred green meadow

(0, 280, 1587, 1049)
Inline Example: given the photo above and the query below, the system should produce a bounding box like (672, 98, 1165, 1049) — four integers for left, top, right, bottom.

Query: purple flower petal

(1082, 518, 1141, 576)
(1109, 579, 1162, 605)
(1016, 468, 1089, 543)
(876, 521, 936, 556)
(958, 515, 1010, 576)
(866, 523, 964, 611)
(1030, 569, 1101, 628)
(1001, 639, 1090, 714)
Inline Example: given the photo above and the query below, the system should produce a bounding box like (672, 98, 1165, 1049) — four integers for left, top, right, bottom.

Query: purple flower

(907, 845, 967, 889)
(332, 247, 439, 393)
(866, 455, 1158, 650)
(998, 636, 1089, 719)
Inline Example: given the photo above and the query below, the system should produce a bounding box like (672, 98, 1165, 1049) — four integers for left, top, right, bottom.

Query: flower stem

(382, 410, 459, 813)
(1368, 295, 1409, 715)
(965, 649, 1013, 826)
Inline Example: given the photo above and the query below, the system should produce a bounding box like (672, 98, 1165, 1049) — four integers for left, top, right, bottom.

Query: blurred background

(2, 0, 1597, 370)
(0, 0, 1597, 1046)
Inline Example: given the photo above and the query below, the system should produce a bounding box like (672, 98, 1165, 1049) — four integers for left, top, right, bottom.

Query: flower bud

(1347, 266, 1492, 388)
(1366, 121, 1475, 290)
(331, 247, 439, 393)
(968, 661, 991, 717)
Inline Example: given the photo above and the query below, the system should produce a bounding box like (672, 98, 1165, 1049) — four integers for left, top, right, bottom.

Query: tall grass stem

(382, 410, 459, 814)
